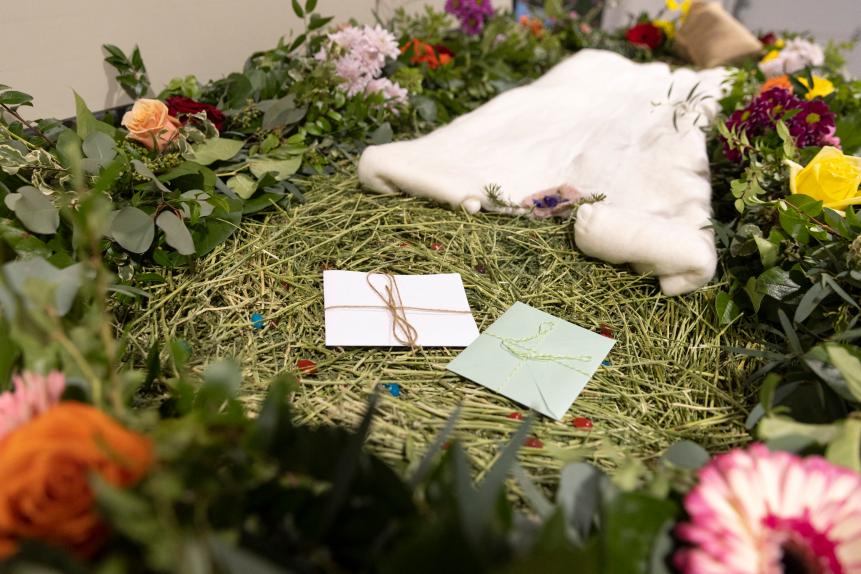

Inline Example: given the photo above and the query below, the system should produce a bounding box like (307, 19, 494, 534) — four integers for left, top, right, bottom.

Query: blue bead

(383, 383, 401, 397)
(602, 359, 611, 366)
(251, 313, 265, 330)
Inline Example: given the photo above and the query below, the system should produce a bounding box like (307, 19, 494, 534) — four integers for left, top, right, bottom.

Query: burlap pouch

(676, 1, 763, 68)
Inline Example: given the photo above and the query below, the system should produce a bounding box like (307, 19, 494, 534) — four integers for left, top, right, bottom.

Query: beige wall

(0, 0, 445, 120)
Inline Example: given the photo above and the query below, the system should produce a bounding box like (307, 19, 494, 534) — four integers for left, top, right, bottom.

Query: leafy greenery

(1, 1, 860, 571)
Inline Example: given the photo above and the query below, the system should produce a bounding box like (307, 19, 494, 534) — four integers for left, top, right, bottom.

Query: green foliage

(103, 44, 152, 99)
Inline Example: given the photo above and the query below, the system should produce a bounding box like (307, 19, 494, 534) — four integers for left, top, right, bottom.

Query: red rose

(165, 96, 225, 132)
(625, 22, 665, 50)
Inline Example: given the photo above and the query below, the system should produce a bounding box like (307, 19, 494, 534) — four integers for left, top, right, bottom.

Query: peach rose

(0, 402, 153, 559)
(121, 98, 182, 151)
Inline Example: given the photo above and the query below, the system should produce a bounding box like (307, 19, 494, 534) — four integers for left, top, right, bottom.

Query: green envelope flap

(447, 302, 616, 420)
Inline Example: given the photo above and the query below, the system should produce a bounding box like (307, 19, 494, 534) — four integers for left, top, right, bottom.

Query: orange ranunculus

(121, 98, 182, 152)
(760, 75, 793, 94)
(519, 15, 545, 38)
(401, 39, 443, 70)
(0, 403, 153, 559)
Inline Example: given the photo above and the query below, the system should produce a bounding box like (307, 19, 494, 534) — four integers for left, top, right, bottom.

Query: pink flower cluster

(0, 371, 66, 440)
(675, 444, 861, 573)
(316, 25, 408, 107)
(445, 0, 495, 36)
(723, 87, 838, 162)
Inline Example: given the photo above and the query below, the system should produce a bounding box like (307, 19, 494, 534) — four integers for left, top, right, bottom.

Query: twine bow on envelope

(324, 272, 473, 347)
(486, 322, 593, 418)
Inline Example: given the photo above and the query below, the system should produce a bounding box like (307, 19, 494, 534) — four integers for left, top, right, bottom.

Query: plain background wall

(0, 0, 444, 119)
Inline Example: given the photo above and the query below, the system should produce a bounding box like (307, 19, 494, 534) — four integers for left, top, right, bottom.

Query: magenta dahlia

(723, 87, 837, 162)
(675, 444, 861, 573)
(445, 0, 494, 36)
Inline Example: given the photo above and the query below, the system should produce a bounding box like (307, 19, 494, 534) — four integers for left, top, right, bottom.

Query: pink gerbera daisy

(675, 444, 861, 573)
(0, 371, 66, 440)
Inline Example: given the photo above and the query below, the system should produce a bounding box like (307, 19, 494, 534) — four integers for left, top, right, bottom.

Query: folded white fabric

(358, 49, 729, 295)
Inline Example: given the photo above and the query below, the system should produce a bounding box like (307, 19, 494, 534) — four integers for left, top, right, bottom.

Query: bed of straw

(125, 167, 760, 488)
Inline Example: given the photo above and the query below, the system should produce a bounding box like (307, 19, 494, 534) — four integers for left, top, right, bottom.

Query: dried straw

(126, 168, 759, 488)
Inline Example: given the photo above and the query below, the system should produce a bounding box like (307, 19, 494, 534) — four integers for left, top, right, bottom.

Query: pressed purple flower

(542, 195, 560, 208)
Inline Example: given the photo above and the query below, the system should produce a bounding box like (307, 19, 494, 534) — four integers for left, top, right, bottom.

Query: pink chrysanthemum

(0, 371, 66, 440)
(675, 444, 861, 574)
(318, 24, 407, 106)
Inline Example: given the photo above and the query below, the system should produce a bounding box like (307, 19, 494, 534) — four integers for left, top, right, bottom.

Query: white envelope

(324, 270, 480, 347)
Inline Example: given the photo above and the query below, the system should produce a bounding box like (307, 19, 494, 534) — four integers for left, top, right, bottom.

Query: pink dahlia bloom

(0, 371, 66, 440)
(675, 444, 861, 573)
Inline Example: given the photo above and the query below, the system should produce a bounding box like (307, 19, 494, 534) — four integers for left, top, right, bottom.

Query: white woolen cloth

(358, 50, 729, 295)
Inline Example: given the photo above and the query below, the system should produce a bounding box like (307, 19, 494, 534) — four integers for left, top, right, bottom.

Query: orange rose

(760, 75, 793, 94)
(0, 403, 153, 559)
(121, 98, 182, 151)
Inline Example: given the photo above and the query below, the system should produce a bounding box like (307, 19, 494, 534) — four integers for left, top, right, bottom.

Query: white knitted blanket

(358, 49, 728, 295)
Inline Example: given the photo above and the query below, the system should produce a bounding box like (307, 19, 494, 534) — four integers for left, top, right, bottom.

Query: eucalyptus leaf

(10, 186, 60, 234)
(4, 193, 20, 211)
(187, 138, 244, 166)
(156, 211, 195, 255)
(825, 419, 861, 472)
(0, 257, 84, 318)
(226, 174, 257, 200)
(261, 94, 307, 130)
(82, 131, 118, 162)
(132, 160, 171, 193)
(662, 440, 710, 469)
(111, 207, 155, 254)
(248, 157, 301, 181)
(370, 122, 394, 145)
(758, 415, 840, 450)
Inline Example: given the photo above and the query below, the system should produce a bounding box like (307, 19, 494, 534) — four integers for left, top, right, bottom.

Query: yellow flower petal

(653, 19, 675, 40)
(760, 50, 781, 64)
(785, 160, 803, 195)
(788, 147, 861, 209)
(797, 75, 835, 100)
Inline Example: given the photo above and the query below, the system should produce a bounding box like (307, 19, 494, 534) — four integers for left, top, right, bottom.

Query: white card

(324, 270, 480, 347)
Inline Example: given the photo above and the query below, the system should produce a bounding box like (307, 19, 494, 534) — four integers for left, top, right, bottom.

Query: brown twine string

(325, 272, 473, 348)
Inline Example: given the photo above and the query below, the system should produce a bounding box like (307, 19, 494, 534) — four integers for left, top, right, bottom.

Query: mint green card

(447, 302, 615, 420)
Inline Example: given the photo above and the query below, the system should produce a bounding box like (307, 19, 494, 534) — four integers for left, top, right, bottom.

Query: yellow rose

(798, 75, 835, 100)
(653, 19, 675, 40)
(121, 99, 181, 152)
(787, 147, 861, 211)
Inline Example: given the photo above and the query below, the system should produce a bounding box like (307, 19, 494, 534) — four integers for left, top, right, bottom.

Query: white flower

(759, 38, 825, 78)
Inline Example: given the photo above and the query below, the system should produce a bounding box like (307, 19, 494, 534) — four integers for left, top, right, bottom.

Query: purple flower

(722, 87, 836, 162)
(446, 0, 494, 36)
